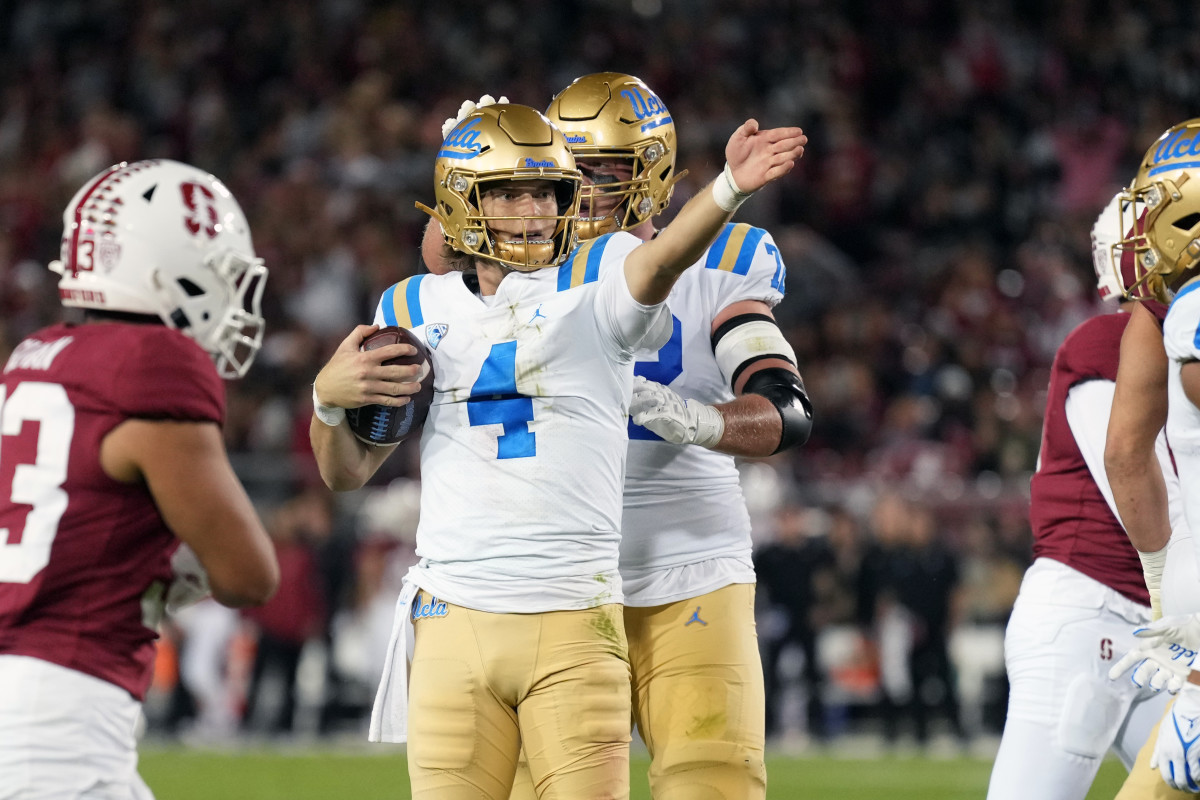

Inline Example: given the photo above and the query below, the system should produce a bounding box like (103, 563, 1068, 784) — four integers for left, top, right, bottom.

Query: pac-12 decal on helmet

(1117, 118, 1200, 303)
(416, 103, 582, 272)
(546, 72, 685, 239)
(50, 159, 268, 378)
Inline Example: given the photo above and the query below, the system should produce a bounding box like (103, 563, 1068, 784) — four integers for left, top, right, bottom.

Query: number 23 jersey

(373, 231, 670, 614)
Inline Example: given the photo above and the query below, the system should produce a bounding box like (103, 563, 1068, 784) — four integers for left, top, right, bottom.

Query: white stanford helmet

(49, 159, 267, 378)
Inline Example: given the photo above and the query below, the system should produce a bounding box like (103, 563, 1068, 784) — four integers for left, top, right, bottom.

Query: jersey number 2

(468, 342, 537, 459)
(630, 315, 683, 441)
(0, 383, 73, 584)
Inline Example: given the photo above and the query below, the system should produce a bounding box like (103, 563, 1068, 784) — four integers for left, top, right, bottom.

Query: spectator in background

(756, 505, 836, 743)
(241, 492, 329, 735)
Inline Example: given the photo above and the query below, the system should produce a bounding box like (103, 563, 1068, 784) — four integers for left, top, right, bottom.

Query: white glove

(441, 94, 510, 139)
(165, 543, 211, 614)
(629, 375, 724, 449)
(1152, 684, 1200, 791)
(1110, 615, 1200, 693)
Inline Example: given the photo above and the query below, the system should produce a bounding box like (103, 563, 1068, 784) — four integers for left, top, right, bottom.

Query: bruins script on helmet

(346, 327, 435, 445)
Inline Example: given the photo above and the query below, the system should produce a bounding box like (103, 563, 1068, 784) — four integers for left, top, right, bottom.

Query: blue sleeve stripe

(704, 224, 737, 271)
(732, 227, 766, 276)
(380, 284, 398, 327)
(404, 275, 425, 328)
(583, 233, 612, 284)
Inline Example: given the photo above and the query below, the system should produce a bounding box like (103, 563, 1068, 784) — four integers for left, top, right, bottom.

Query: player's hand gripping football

(314, 325, 422, 410)
(629, 376, 724, 449)
(724, 119, 807, 194)
(1110, 614, 1200, 693)
(1152, 684, 1200, 791)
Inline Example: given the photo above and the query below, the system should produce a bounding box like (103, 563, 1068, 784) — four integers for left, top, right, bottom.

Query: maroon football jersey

(1029, 306, 1165, 606)
(0, 322, 223, 699)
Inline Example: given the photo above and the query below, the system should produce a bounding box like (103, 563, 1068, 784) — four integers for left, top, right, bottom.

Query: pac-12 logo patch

(426, 323, 448, 350)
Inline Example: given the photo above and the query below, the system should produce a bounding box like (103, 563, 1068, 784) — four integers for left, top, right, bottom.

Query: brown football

(346, 326, 435, 446)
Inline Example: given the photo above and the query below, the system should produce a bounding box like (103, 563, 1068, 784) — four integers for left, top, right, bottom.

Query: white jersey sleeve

(1165, 282, 1200, 600)
(557, 231, 672, 356)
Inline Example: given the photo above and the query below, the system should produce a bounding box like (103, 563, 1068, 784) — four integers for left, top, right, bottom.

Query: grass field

(139, 746, 1130, 799)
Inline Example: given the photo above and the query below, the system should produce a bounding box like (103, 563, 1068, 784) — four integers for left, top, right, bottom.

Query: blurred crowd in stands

(2, 0, 1198, 746)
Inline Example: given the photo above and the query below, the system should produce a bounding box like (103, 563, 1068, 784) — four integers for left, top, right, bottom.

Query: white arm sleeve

(1066, 379, 1181, 534)
(1065, 379, 1122, 526)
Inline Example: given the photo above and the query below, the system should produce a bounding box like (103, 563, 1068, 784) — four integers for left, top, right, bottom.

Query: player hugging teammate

(310, 84, 808, 799)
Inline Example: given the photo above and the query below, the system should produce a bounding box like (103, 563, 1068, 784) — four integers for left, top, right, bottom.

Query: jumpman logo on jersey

(529, 304, 547, 324)
(685, 606, 707, 627)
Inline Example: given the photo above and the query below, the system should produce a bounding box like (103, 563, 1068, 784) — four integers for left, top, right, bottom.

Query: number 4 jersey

(0, 322, 223, 700)
(373, 231, 670, 614)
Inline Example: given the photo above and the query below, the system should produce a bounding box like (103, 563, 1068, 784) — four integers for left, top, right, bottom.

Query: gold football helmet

(545, 72, 682, 239)
(417, 103, 581, 272)
(1117, 118, 1200, 302)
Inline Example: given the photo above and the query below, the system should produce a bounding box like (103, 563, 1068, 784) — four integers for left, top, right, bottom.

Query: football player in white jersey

(309, 103, 806, 798)
(545, 74, 810, 800)
(1104, 118, 1200, 797)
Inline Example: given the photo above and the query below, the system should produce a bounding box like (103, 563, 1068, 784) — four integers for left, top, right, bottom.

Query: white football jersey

(621, 223, 787, 606)
(372, 231, 670, 614)
(1164, 279, 1200, 583)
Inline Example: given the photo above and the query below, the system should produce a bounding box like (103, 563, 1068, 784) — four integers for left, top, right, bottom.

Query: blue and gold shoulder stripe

(704, 223, 766, 275)
(379, 275, 426, 329)
(557, 233, 618, 291)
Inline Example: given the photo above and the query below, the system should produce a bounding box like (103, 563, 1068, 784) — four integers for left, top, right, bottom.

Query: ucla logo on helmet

(564, 133, 590, 144)
(1150, 127, 1200, 177)
(523, 157, 556, 168)
(620, 87, 671, 133)
(439, 117, 485, 161)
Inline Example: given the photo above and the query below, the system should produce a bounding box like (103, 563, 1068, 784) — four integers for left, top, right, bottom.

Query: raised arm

(310, 324, 423, 491)
(622, 120, 806, 305)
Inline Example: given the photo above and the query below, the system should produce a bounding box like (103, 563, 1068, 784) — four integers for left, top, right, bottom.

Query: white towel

(368, 580, 419, 743)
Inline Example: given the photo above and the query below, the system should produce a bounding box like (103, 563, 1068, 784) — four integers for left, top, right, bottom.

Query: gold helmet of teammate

(418, 103, 581, 272)
(1117, 118, 1200, 302)
(546, 72, 682, 239)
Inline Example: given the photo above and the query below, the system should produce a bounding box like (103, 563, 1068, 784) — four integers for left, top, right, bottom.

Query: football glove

(441, 94, 510, 139)
(1110, 614, 1200, 693)
(629, 376, 724, 449)
(165, 543, 211, 614)
(1152, 684, 1200, 791)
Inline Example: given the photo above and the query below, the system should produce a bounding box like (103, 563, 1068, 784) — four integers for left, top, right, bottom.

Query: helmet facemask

(1118, 172, 1200, 302)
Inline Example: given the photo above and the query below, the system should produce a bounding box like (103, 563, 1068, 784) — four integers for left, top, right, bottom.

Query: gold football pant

(407, 592, 632, 800)
(512, 583, 766, 800)
(1115, 699, 1196, 800)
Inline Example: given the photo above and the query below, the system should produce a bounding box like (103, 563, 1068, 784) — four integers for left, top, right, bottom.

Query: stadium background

(2, 0, 1198, 796)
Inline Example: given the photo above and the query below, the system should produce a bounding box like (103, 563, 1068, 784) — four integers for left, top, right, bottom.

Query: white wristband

(312, 384, 346, 427)
(711, 162, 753, 212)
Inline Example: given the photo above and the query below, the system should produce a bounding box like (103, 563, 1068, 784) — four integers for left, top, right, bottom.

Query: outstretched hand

(313, 325, 422, 410)
(725, 119, 807, 194)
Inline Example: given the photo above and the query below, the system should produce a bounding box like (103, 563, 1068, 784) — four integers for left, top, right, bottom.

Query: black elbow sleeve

(743, 368, 813, 453)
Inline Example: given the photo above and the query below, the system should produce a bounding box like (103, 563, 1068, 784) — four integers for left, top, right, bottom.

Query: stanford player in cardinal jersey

(0, 160, 278, 798)
(987, 194, 1180, 800)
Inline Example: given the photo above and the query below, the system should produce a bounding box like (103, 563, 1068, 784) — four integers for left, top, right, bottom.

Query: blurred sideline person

(986, 192, 1179, 800)
(1105, 118, 1200, 797)
(310, 104, 806, 798)
(0, 159, 279, 798)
